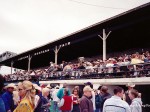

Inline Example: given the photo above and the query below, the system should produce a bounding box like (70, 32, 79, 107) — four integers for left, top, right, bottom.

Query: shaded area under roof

(0, 2, 150, 70)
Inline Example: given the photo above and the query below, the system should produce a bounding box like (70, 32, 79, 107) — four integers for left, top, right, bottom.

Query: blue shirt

(0, 96, 6, 112)
(2, 91, 14, 111)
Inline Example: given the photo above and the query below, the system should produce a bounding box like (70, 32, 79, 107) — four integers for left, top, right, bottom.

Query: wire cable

(68, 0, 128, 10)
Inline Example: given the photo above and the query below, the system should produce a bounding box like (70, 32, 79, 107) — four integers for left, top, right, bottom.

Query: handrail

(4, 62, 150, 82)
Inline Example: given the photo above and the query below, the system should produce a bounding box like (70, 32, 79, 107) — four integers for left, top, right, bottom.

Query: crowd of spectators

(3, 51, 150, 82)
(0, 76, 143, 112)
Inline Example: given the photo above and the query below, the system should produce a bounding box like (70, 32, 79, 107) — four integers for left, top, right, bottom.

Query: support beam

(98, 29, 111, 61)
(53, 46, 61, 65)
(28, 55, 32, 72)
(11, 61, 14, 74)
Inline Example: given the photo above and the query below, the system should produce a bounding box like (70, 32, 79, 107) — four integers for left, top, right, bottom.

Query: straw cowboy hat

(5, 83, 16, 89)
(126, 82, 135, 87)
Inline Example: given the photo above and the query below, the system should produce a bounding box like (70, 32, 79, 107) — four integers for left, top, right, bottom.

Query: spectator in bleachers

(2, 50, 150, 82)
(131, 54, 144, 64)
(106, 58, 114, 73)
(48, 62, 55, 72)
(63, 62, 72, 72)
(77, 63, 85, 70)
(97, 60, 105, 74)
(117, 57, 124, 66)
(86, 62, 94, 73)
(60, 61, 67, 69)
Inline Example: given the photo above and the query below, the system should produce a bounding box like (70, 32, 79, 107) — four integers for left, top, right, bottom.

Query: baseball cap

(84, 82, 92, 86)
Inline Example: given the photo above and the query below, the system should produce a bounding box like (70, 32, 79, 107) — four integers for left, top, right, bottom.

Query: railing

(4, 62, 150, 82)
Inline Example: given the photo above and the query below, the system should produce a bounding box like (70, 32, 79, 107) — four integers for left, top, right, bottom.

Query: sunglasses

(18, 88, 23, 91)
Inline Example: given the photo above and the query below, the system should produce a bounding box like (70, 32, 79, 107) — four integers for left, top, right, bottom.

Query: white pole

(11, 61, 13, 74)
(28, 55, 32, 72)
(54, 46, 61, 65)
(98, 29, 111, 61)
(103, 36, 106, 61)
(55, 46, 58, 65)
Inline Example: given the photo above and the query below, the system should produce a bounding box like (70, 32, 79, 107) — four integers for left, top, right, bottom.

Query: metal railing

(4, 62, 150, 82)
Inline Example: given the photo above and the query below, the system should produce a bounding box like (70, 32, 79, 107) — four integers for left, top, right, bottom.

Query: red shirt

(60, 95, 72, 111)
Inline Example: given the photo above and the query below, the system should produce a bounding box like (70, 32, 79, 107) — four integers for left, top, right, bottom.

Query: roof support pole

(53, 46, 61, 65)
(11, 61, 14, 74)
(28, 55, 32, 72)
(98, 29, 111, 61)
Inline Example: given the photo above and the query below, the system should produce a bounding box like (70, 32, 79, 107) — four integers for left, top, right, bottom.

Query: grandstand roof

(0, 2, 150, 70)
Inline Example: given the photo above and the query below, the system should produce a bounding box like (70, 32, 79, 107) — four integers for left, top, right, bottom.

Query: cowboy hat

(126, 82, 135, 87)
(5, 83, 16, 89)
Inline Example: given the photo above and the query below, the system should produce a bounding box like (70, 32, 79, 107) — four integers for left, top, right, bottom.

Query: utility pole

(98, 29, 111, 61)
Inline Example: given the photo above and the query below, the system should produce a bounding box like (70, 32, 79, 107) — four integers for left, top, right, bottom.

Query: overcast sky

(0, 0, 149, 54)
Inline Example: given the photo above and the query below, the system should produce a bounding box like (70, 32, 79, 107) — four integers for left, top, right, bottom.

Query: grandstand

(0, 2, 150, 83)
(0, 3, 150, 111)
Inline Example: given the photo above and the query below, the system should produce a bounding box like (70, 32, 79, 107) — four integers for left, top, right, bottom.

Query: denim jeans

(72, 104, 80, 112)
(53, 101, 60, 112)
(95, 108, 101, 112)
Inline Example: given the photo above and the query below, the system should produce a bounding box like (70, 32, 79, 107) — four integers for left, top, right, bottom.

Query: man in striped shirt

(103, 86, 131, 112)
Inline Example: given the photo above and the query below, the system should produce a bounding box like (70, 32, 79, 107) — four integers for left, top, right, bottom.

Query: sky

(0, 0, 149, 55)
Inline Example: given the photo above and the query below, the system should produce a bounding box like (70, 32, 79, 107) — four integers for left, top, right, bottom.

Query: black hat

(84, 82, 92, 86)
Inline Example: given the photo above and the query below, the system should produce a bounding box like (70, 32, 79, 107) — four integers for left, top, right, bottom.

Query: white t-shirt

(103, 96, 131, 112)
(52, 89, 60, 102)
